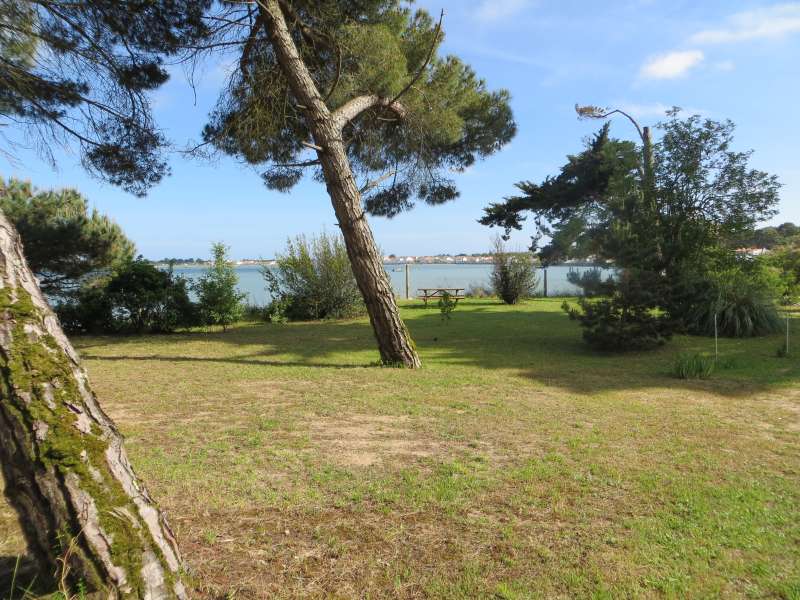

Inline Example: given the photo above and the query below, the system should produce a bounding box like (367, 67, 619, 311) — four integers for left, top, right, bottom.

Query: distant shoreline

(157, 259, 612, 269)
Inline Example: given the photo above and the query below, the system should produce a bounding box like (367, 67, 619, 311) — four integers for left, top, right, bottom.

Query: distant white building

(735, 247, 770, 257)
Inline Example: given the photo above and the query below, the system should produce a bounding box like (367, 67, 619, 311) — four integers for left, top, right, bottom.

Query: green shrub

(263, 231, 365, 320)
(465, 283, 491, 298)
(264, 295, 291, 324)
(56, 258, 197, 334)
(490, 237, 536, 304)
(766, 245, 800, 304)
(683, 267, 782, 338)
(55, 281, 115, 333)
(673, 352, 715, 379)
(241, 303, 267, 321)
(562, 270, 674, 352)
(194, 242, 246, 331)
(438, 291, 456, 322)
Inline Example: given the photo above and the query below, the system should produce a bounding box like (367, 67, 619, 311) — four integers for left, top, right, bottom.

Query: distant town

(153, 254, 609, 268)
(153, 247, 772, 269)
(155, 254, 498, 267)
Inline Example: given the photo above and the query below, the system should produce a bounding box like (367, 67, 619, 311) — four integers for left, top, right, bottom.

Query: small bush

(263, 231, 365, 320)
(683, 267, 782, 338)
(465, 283, 491, 298)
(673, 352, 715, 379)
(55, 281, 115, 333)
(490, 237, 536, 304)
(241, 303, 267, 321)
(562, 270, 674, 352)
(264, 295, 291, 324)
(56, 258, 197, 334)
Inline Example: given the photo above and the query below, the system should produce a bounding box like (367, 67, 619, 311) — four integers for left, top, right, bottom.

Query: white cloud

(690, 3, 800, 44)
(476, 0, 531, 22)
(640, 50, 704, 80)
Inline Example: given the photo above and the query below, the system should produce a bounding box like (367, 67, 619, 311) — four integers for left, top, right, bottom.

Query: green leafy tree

(195, 243, 246, 331)
(0, 177, 135, 296)
(734, 222, 799, 249)
(196, 0, 516, 366)
(767, 244, 800, 304)
(482, 111, 781, 347)
(482, 112, 780, 280)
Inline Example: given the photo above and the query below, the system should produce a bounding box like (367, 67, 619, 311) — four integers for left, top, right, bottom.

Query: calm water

(173, 263, 612, 305)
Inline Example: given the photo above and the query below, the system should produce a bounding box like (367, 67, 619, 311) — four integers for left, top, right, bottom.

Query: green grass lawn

(2, 299, 799, 598)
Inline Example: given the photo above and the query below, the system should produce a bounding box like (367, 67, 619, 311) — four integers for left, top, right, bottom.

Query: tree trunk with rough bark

(0, 211, 187, 598)
(259, 0, 421, 368)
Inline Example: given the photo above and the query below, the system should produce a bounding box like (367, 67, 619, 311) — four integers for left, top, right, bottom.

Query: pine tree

(0, 213, 187, 596)
(0, 178, 135, 297)
(196, 1, 516, 366)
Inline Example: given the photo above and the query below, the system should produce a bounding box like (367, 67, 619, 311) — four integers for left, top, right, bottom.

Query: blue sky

(3, 0, 800, 259)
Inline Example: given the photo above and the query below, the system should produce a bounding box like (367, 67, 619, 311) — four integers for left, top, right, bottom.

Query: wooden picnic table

(417, 287, 465, 306)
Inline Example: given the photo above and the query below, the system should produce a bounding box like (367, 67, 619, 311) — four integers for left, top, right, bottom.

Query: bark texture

(0, 211, 186, 598)
(260, 0, 421, 368)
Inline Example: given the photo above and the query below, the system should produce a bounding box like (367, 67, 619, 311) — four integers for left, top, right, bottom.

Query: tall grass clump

(490, 237, 536, 304)
(684, 268, 782, 338)
(673, 352, 715, 379)
(263, 231, 365, 321)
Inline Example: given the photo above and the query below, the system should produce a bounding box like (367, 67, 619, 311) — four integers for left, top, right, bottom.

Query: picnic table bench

(417, 287, 465, 307)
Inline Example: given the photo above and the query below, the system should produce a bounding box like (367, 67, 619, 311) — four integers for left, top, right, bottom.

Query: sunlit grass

(1, 299, 798, 598)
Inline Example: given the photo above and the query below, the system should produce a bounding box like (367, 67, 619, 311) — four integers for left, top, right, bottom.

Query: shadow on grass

(72, 303, 800, 397)
(0, 555, 52, 597)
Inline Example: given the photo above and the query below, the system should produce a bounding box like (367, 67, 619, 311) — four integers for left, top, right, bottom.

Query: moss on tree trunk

(0, 211, 187, 597)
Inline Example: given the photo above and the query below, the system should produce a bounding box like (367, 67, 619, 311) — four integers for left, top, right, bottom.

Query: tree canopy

(481, 113, 781, 275)
(199, 0, 516, 217)
(0, 0, 209, 194)
(0, 177, 135, 296)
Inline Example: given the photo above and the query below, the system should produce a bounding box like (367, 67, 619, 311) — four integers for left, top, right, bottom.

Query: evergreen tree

(0, 0, 209, 194)
(482, 112, 780, 285)
(0, 177, 135, 297)
(196, 0, 516, 366)
(482, 111, 781, 348)
(195, 243, 246, 331)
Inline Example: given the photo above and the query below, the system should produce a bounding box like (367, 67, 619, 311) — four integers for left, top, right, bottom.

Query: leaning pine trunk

(315, 129, 421, 368)
(259, 0, 421, 368)
(0, 211, 187, 598)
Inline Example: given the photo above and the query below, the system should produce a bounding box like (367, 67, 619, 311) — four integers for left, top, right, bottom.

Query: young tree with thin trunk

(197, 0, 516, 367)
(195, 242, 246, 331)
(0, 212, 187, 596)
